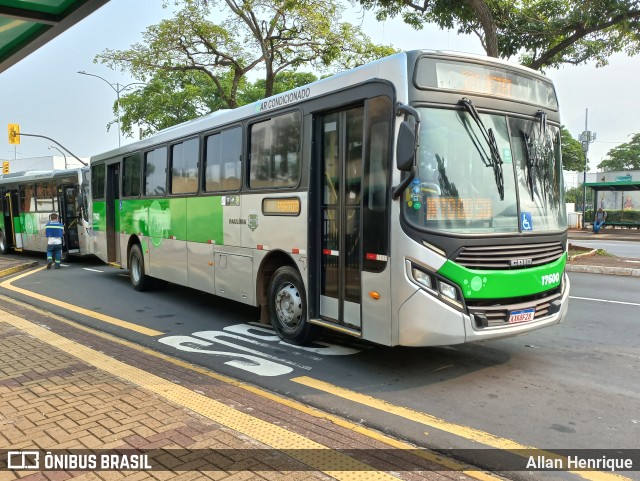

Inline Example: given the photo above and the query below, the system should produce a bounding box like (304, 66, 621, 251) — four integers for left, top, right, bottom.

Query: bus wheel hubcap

(132, 256, 140, 282)
(275, 283, 302, 328)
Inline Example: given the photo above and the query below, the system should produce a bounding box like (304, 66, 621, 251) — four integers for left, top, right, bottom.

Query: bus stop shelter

(584, 180, 640, 228)
(1, 1, 109, 74)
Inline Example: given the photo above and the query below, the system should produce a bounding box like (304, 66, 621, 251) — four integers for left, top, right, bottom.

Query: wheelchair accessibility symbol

(521, 212, 533, 231)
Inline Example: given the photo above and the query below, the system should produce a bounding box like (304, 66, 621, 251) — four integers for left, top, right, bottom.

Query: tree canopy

(356, 0, 640, 70)
(560, 126, 586, 172)
(597, 133, 640, 171)
(96, 0, 396, 112)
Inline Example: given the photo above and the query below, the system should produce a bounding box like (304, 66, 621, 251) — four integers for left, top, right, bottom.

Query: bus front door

(58, 185, 81, 254)
(318, 106, 365, 331)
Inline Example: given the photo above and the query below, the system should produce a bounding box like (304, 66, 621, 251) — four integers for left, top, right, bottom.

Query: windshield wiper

(459, 97, 505, 200)
(522, 110, 548, 201)
(536, 109, 547, 135)
(521, 131, 536, 201)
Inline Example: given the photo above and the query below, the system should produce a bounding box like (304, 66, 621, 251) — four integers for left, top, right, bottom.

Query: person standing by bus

(45, 213, 64, 269)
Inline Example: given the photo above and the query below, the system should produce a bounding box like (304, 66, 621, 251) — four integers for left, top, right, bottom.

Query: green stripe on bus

(437, 254, 566, 300)
(95, 197, 224, 244)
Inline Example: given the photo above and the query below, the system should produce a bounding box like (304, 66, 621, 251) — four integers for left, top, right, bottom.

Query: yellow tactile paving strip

(0, 267, 164, 337)
(0, 294, 500, 481)
(0, 311, 407, 481)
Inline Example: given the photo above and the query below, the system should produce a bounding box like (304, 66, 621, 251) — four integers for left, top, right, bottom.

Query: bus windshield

(404, 107, 566, 234)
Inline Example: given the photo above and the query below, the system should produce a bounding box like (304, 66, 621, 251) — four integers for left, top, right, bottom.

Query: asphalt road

(2, 255, 639, 480)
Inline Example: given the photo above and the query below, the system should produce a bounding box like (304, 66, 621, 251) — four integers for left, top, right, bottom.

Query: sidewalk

(567, 228, 640, 277)
(0, 266, 494, 481)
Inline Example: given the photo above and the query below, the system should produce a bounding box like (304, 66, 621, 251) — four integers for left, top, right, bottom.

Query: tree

(560, 126, 586, 172)
(597, 133, 640, 171)
(96, 0, 396, 111)
(564, 184, 592, 209)
(356, 0, 640, 70)
(116, 70, 232, 138)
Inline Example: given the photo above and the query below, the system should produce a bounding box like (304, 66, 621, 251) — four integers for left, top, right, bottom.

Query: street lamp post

(579, 108, 596, 227)
(77, 71, 146, 147)
(48, 145, 67, 169)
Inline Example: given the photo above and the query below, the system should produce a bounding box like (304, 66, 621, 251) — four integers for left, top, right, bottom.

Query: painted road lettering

(158, 323, 361, 377)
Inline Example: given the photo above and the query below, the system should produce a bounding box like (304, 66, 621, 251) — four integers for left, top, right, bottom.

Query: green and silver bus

(0, 168, 92, 259)
(89, 50, 569, 346)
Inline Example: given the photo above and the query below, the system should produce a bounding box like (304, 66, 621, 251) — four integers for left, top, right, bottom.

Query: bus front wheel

(268, 266, 316, 345)
(129, 244, 151, 291)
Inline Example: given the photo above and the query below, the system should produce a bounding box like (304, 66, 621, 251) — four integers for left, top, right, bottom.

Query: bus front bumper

(398, 275, 570, 347)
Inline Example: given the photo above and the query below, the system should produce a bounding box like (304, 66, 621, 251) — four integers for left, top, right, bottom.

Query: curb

(0, 261, 39, 278)
(565, 264, 640, 277)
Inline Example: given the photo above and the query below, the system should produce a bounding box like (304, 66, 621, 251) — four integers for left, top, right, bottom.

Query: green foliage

(115, 70, 235, 138)
(565, 185, 593, 209)
(237, 72, 318, 105)
(96, 0, 396, 118)
(597, 133, 640, 171)
(355, 0, 640, 70)
(560, 126, 586, 172)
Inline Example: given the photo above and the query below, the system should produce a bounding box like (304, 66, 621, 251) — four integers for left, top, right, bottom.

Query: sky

(2, 0, 639, 184)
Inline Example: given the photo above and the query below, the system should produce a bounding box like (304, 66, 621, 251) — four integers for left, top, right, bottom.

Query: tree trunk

(467, 0, 499, 57)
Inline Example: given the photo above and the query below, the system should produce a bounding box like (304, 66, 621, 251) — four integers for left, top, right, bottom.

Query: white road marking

(569, 296, 640, 307)
(83, 268, 104, 273)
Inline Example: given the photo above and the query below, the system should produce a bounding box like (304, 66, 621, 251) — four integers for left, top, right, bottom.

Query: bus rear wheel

(0, 231, 7, 255)
(129, 244, 151, 291)
(268, 266, 316, 345)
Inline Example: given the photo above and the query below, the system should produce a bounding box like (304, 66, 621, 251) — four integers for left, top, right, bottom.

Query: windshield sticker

(521, 212, 533, 231)
(502, 148, 513, 163)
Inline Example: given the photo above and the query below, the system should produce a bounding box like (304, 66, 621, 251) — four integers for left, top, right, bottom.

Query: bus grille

(467, 287, 563, 328)
(453, 242, 564, 270)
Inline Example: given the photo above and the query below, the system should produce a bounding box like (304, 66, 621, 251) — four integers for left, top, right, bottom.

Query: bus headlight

(411, 267, 433, 290)
(438, 281, 458, 301)
(408, 261, 465, 311)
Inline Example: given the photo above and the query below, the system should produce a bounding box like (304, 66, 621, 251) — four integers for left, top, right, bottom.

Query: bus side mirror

(396, 120, 417, 171)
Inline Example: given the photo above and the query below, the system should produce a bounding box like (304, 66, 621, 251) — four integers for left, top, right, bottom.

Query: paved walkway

(0, 258, 496, 481)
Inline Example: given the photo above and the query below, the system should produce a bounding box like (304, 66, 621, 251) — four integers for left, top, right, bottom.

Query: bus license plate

(508, 308, 535, 324)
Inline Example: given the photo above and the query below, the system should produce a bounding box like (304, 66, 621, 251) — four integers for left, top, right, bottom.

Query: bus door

(6, 190, 22, 250)
(2, 191, 16, 250)
(106, 163, 120, 263)
(318, 106, 365, 330)
(315, 96, 393, 342)
(57, 185, 81, 253)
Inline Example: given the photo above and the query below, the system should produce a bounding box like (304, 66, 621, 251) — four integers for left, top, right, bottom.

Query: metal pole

(582, 108, 588, 222)
(116, 83, 122, 147)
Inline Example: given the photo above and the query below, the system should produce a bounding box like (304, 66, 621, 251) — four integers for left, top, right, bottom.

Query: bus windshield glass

(404, 107, 565, 234)
(415, 57, 558, 110)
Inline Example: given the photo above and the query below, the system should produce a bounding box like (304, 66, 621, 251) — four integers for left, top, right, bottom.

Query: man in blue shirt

(45, 213, 65, 269)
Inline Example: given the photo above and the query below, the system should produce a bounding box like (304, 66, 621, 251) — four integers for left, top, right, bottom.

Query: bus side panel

(91, 200, 108, 262)
(186, 196, 224, 294)
(147, 198, 187, 285)
(240, 192, 308, 302)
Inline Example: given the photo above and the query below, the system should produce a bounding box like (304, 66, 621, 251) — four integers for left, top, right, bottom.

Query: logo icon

(521, 212, 533, 231)
(7, 451, 40, 470)
(248, 210, 259, 231)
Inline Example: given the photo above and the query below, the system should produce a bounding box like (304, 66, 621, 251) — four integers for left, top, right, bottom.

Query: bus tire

(129, 244, 151, 291)
(0, 231, 7, 255)
(268, 266, 316, 345)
